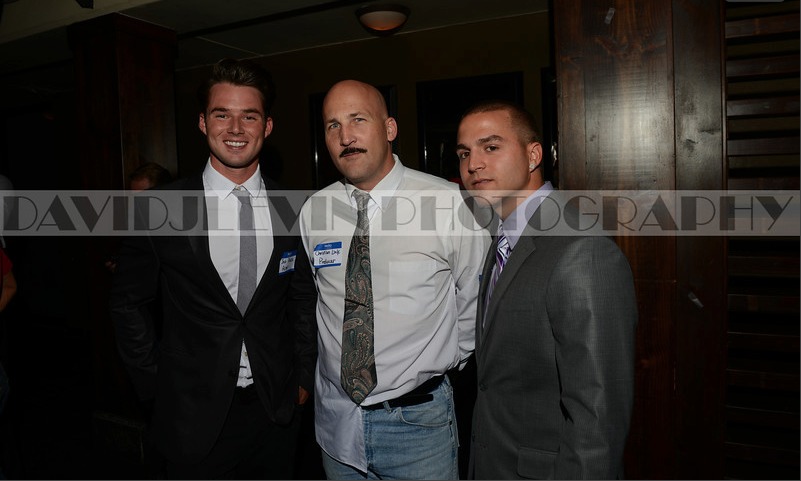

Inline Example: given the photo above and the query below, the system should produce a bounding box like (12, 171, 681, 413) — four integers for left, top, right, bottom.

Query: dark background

(0, 1, 798, 479)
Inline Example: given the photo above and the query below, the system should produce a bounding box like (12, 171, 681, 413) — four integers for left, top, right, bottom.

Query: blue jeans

(322, 377, 459, 480)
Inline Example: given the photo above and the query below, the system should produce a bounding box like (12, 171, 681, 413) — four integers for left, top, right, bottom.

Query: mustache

(339, 147, 367, 158)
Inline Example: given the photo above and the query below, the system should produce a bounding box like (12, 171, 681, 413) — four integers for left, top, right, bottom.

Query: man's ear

(386, 117, 398, 142)
(198, 113, 207, 135)
(528, 142, 544, 171)
(263, 117, 274, 138)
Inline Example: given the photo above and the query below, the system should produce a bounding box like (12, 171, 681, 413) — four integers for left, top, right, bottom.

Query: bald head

(323, 80, 389, 122)
(321, 79, 398, 191)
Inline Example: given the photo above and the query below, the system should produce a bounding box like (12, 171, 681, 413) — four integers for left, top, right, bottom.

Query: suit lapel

(246, 175, 301, 312)
(181, 174, 242, 315)
(478, 190, 564, 348)
(480, 215, 543, 345)
(184, 173, 299, 317)
(185, 174, 212, 276)
(249, 178, 287, 303)
(476, 237, 497, 351)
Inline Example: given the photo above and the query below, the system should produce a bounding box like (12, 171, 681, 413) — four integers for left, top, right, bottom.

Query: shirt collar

(203, 158, 264, 200)
(344, 154, 404, 210)
(501, 181, 553, 250)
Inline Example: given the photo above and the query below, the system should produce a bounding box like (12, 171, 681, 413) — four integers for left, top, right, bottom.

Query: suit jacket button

(478, 383, 487, 391)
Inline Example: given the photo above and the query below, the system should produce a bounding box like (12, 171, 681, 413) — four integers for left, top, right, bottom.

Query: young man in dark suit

(457, 100, 637, 479)
(110, 58, 316, 479)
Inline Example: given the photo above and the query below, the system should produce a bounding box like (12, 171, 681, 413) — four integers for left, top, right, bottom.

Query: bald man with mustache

(299, 80, 489, 479)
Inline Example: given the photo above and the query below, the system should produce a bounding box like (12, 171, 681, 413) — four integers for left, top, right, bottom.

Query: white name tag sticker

(313, 242, 343, 268)
(279, 250, 297, 275)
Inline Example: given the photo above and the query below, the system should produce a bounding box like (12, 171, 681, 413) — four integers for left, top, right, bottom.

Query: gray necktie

(341, 190, 377, 404)
(235, 187, 256, 315)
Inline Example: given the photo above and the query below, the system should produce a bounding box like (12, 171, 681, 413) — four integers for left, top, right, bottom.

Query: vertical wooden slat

(673, 0, 726, 478)
(553, 0, 587, 190)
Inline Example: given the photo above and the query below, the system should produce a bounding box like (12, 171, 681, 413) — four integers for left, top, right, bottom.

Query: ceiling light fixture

(356, 4, 410, 36)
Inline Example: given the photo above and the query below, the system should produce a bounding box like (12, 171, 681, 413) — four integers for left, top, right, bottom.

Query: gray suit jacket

(470, 202, 637, 479)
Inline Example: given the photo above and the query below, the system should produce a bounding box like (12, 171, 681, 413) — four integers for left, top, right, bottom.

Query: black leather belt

(361, 375, 445, 410)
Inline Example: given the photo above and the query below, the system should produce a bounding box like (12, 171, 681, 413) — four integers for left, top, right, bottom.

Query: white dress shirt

(299, 155, 490, 470)
(203, 160, 273, 387)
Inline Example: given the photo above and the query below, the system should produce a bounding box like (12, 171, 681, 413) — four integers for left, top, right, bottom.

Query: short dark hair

(129, 162, 173, 188)
(197, 58, 276, 116)
(460, 99, 542, 145)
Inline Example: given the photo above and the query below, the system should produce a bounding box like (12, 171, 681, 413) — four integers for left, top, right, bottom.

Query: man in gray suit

(456, 100, 637, 479)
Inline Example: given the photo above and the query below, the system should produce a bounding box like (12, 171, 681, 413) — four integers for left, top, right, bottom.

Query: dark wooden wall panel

(625, 278, 676, 478)
(554, 0, 728, 478)
(618, 236, 676, 281)
(580, 2, 675, 191)
(69, 14, 178, 188)
(554, 0, 678, 477)
(116, 22, 179, 180)
(67, 14, 177, 417)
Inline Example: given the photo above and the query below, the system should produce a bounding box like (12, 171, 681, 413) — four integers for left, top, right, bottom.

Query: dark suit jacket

(470, 200, 637, 479)
(109, 172, 317, 464)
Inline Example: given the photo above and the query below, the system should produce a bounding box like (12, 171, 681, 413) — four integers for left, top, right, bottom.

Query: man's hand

(298, 386, 309, 405)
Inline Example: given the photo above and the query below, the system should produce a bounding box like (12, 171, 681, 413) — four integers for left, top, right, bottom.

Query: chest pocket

(388, 260, 438, 315)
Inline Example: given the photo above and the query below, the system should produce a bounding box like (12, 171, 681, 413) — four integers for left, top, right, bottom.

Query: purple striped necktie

(487, 224, 511, 305)
(495, 225, 511, 276)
